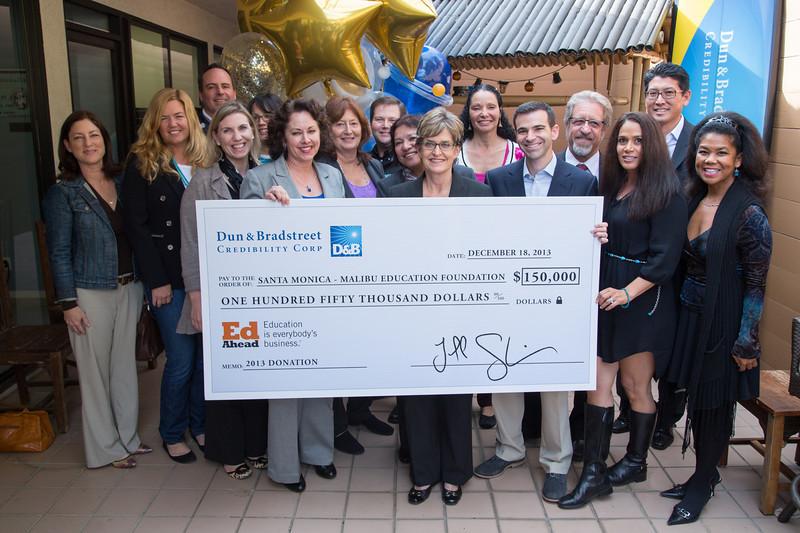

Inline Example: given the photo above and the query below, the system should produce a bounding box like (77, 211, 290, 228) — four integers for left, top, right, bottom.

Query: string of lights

(453, 62, 574, 93)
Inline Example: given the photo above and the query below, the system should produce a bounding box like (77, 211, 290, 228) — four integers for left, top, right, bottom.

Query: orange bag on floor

(0, 409, 55, 452)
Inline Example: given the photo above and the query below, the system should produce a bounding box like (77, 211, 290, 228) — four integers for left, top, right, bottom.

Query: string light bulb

(453, 71, 461, 81)
(524, 80, 534, 92)
(498, 81, 509, 94)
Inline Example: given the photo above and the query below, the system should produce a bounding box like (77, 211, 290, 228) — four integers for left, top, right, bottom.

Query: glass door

(0, 0, 49, 325)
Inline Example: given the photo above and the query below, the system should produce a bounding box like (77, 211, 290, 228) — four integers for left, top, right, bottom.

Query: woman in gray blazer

(178, 101, 268, 480)
(240, 99, 343, 492)
(387, 108, 490, 506)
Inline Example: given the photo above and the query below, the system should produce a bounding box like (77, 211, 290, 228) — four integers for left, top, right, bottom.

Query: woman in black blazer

(388, 108, 490, 506)
(121, 88, 209, 463)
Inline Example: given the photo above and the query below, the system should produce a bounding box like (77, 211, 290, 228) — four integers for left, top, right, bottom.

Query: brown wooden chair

(0, 252, 74, 433)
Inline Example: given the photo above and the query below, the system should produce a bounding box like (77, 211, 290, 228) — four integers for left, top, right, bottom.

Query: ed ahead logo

(221, 321, 259, 348)
(330, 225, 362, 257)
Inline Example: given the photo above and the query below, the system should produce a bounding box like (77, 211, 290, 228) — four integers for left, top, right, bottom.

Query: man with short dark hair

(369, 95, 406, 175)
(635, 61, 693, 450)
(476, 101, 597, 504)
(197, 63, 237, 132)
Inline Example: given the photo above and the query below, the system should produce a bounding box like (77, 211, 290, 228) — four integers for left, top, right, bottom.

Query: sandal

(111, 455, 137, 469)
(248, 456, 268, 469)
(225, 463, 252, 480)
(133, 444, 153, 455)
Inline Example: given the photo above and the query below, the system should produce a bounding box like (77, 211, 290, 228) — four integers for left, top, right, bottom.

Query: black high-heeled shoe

(407, 484, 434, 504)
(441, 485, 462, 505)
(314, 463, 337, 479)
(660, 470, 721, 500)
(666, 481, 716, 526)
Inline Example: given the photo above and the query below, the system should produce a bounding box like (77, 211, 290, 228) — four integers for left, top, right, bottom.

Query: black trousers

(333, 397, 375, 436)
(404, 394, 473, 486)
(204, 399, 268, 465)
(570, 390, 587, 438)
(522, 392, 542, 440)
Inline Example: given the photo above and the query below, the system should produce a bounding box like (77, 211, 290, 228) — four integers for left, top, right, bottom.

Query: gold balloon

(221, 32, 288, 102)
(241, 0, 382, 96)
(366, 0, 437, 80)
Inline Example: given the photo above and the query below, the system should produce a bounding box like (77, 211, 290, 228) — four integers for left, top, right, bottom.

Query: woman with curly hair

(659, 112, 772, 525)
(121, 88, 208, 463)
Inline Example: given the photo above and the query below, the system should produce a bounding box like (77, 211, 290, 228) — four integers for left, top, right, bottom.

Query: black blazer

(197, 107, 211, 133)
(377, 164, 476, 196)
(672, 119, 694, 183)
(487, 156, 598, 197)
(386, 172, 491, 198)
(317, 154, 386, 198)
(121, 154, 186, 290)
(556, 150, 602, 180)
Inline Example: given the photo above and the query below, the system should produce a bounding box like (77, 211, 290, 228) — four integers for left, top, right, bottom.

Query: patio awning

(427, 0, 672, 69)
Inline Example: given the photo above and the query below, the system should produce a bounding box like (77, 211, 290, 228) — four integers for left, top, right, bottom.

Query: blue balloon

(382, 44, 452, 116)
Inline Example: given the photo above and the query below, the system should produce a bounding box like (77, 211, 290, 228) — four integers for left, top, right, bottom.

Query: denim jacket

(43, 177, 121, 303)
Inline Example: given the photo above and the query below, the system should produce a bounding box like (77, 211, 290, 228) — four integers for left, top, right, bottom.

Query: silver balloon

(221, 32, 288, 102)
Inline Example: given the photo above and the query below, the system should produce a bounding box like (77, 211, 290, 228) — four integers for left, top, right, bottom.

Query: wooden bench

(721, 370, 800, 515)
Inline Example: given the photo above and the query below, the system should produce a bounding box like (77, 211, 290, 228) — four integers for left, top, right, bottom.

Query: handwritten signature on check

(432, 334, 558, 381)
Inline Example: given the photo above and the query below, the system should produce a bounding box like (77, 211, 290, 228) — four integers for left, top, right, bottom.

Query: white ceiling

(184, 0, 238, 22)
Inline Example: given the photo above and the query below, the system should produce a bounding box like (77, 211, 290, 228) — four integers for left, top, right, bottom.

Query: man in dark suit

(557, 90, 613, 180)
(197, 64, 237, 132)
(640, 62, 694, 449)
(644, 62, 694, 183)
(556, 90, 612, 460)
(475, 102, 597, 504)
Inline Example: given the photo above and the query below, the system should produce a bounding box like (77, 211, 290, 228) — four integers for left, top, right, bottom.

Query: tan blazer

(176, 164, 232, 335)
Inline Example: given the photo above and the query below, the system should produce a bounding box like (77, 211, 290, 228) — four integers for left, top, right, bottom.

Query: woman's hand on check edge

(596, 287, 626, 311)
(265, 185, 290, 205)
(591, 222, 608, 244)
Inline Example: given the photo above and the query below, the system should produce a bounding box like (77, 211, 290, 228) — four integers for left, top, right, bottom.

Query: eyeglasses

(252, 113, 272, 122)
(644, 88, 681, 101)
(419, 140, 456, 153)
(569, 118, 605, 129)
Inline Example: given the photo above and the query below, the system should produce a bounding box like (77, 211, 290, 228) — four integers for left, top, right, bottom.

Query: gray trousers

(70, 283, 143, 468)
(493, 391, 572, 474)
(267, 397, 333, 483)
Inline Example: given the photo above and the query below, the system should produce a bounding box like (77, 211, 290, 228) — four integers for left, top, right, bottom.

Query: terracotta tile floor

(1, 363, 799, 532)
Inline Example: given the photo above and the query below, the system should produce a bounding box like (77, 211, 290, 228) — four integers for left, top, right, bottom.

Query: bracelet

(621, 288, 631, 308)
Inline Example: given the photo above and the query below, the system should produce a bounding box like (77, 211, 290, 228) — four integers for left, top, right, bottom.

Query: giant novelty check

(197, 197, 603, 400)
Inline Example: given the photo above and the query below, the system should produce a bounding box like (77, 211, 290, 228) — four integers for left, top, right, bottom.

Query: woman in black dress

(659, 112, 771, 525)
(560, 112, 687, 509)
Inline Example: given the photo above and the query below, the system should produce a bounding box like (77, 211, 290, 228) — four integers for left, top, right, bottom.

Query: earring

(734, 167, 740, 177)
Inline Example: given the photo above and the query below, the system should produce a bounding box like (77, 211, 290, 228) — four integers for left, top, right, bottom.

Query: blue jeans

(146, 287, 205, 444)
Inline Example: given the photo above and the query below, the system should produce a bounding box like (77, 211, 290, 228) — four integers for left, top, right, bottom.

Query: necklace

(702, 202, 720, 208)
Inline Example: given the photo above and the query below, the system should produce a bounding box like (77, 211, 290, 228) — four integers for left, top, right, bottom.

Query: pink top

(458, 139, 524, 183)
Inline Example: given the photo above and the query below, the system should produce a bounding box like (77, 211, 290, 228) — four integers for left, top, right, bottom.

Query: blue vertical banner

(671, 0, 781, 138)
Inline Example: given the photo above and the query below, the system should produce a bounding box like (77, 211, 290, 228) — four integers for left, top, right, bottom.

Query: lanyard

(172, 159, 191, 188)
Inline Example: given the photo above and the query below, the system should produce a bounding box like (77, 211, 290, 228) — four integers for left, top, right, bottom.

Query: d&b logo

(330, 226, 362, 257)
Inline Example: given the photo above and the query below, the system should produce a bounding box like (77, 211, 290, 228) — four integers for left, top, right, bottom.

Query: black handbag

(136, 303, 164, 362)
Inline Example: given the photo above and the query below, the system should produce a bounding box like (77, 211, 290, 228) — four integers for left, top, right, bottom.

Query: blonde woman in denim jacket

(43, 111, 151, 469)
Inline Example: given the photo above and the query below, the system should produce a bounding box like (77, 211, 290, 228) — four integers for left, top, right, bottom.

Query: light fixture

(498, 81, 509, 94)
(552, 72, 562, 84)
(453, 70, 461, 81)
(524, 80, 534, 92)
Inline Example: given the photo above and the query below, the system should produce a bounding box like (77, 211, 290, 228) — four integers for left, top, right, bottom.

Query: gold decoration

(366, 0, 437, 80)
(221, 32, 288, 102)
(241, 0, 382, 96)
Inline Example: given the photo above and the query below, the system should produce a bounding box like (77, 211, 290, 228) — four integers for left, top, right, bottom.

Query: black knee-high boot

(607, 410, 656, 486)
(558, 404, 614, 509)
(668, 403, 731, 525)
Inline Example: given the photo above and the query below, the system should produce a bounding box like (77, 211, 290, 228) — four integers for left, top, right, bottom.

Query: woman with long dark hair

(44, 111, 151, 468)
(248, 93, 283, 164)
(559, 112, 687, 509)
(659, 112, 771, 525)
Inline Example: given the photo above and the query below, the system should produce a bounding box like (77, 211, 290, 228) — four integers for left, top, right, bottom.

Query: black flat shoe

(314, 463, 337, 479)
(283, 474, 306, 493)
(162, 441, 196, 464)
(667, 504, 700, 526)
(191, 434, 205, 452)
(362, 414, 394, 436)
(651, 426, 675, 450)
(388, 405, 401, 424)
(442, 486, 462, 505)
(334, 431, 365, 455)
(612, 414, 630, 434)
(660, 471, 722, 500)
(478, 413, 496, 429)
(408, 485, 433, 505)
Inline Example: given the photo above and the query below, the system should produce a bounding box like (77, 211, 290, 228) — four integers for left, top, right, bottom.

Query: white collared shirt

(666, 115, 685, 157)
(522, 151, 557, 197)
(564, 149, 600, 178)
